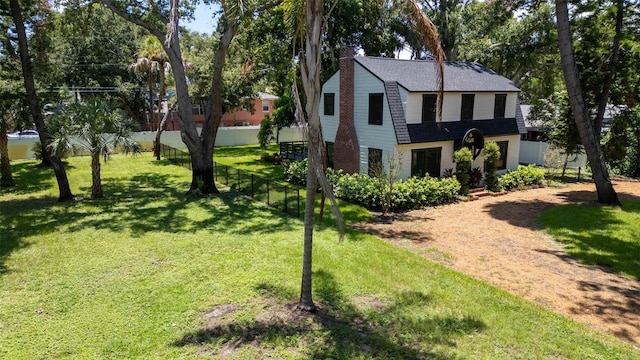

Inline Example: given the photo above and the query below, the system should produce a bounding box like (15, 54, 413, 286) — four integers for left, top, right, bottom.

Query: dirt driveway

(352, 181, 640, 346)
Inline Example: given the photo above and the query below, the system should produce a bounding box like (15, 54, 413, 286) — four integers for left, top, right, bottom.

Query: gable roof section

(407, 118, 521, 143)
(384, 81, 411, 144)
(355, 57, 520, 93)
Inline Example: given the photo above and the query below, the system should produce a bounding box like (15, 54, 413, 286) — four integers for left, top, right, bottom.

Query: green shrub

(284, 160, 461, 211)
(454, 147, 472, 195)
(283, 159, 308, 186)
(483, 141, 501, 192)
(498, 164, 545, 190)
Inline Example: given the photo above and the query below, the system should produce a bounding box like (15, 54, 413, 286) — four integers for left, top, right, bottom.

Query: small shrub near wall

(498, 164, 545, 190)
(483, 141, 501, 192)
(453, 147, 473, 195)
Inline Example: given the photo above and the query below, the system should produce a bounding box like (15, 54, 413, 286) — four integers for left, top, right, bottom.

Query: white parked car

(7, 130, 39, 139)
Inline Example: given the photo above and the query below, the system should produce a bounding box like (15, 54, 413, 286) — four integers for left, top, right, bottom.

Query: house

(152, 92, 280, 131)
(319, 49, 526, 180)
(218, 92, 279, 127)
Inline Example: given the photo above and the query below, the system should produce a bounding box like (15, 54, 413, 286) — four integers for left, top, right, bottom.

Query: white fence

(6, 126, 306, 160)
(519, 140, 587, 168)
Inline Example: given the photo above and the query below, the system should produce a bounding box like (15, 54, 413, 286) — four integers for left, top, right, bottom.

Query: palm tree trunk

(0, 123, 14, 187)
(10, 0, 73, 202)
(555, 0, 620, 206)
(91, 153, 103, 199)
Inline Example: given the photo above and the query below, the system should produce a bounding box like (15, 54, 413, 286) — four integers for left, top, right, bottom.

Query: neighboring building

(154, 92, 280, 131)
(218, 92, 279, 127)
(320, 49, 526, 180)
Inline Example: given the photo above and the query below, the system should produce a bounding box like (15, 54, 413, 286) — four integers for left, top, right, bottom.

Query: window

(368, 148, 383, 177)
(324, 93, 335, 116)
(461, 94, 475, 121)
(411, 148, 442, 178)
(368, 93, 384, 125)
(494, 94, 507, 119)
(421, 94, 437, 123)
(496, 141, 509, 170)
(325, 142, 335, 168)
(262, 101, 270, 112)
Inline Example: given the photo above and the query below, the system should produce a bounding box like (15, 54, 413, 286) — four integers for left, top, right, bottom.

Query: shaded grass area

(214, 144, 371, 225)
(0, 155, 638, 359)
(538, 200, 640, 280)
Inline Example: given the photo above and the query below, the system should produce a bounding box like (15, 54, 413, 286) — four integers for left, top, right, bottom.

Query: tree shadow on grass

(173, 269, 485, 359)
(0, 161, 76, 196)
(1, 169, 299, 247)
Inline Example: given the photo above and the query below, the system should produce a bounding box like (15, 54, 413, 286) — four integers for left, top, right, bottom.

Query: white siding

(353, 63, 398, 175)
(404, 91, 519, 123)
(395, 141, 456, 179)
(393, 134, 521, 180)
(319, 72, 340, 143)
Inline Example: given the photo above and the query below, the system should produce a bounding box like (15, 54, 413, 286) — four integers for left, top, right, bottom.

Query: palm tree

(555, 0, 621, 206)
(48, 99, 140, 199)
(296, 0, 444, 311)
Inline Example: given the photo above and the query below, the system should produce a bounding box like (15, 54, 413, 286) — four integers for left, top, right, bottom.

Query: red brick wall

(334, 48, 360, 174)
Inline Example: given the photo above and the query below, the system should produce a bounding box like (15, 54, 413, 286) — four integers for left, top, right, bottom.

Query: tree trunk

(298, 0, 325, 312)
(91, 153, 103, 199)
(555, 0, 621, 206)
(0, 123, 14, 187)
(10, 0, 73, 202)
(153, 104, 173, 160)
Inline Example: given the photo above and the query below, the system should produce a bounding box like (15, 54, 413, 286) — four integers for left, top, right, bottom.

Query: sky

(184, 3, 221, 35)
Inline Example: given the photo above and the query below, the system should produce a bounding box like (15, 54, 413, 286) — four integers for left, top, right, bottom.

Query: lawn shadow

(174, 269, 485, 359)
(0, 161, 76, 196)
(1, 167, 298, 252)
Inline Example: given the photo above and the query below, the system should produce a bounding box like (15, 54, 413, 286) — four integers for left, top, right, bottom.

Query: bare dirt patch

(352, 180, 640, 346)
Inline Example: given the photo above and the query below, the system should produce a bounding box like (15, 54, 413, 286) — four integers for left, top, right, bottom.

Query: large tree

(296, 0, 444, 311)
(103, 0, 278, 195)
(555, 0, 620, 205)
(8, 0, 74, 201)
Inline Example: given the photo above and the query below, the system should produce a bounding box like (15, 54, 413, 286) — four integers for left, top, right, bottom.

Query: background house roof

(355, 57, 521, 93)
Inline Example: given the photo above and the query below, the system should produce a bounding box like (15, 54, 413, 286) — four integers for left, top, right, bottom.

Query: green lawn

(1, 154, 638, 359)
(538, 200, 640, 280)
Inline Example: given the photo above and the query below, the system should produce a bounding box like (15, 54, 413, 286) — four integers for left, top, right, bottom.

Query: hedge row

(284, 160, 546, 211)
(284, 159, 460, 211)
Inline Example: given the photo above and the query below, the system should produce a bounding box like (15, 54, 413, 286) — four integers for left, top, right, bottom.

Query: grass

(1, 154, 639, 359)
(214, 144, 371, 225)
(538, 200, 640, 280)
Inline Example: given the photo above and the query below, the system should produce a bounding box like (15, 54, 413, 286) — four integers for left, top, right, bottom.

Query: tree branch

(101, 0, 164, 39)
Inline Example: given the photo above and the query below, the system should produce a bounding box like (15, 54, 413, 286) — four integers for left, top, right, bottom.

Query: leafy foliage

(283, 159, 460, 211)
(498, 165, 545, 190)
(483, 141, 501, 192)
(453, 147, 472, 195)
(603, 106, 640, 177)
(258, 115, 275, 149)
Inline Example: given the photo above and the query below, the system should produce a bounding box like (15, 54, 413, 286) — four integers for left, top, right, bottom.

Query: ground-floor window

(411, 147, 442, 178)
(325, 141, 334, 168)
(368, 148, 383, 177)
(496, 141, 509, 170)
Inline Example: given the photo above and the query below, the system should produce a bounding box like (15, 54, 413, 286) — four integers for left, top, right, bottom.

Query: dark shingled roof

(407, 118, 521, 143)
(356, 57, 520, 92)
(384, 82, 411, 144)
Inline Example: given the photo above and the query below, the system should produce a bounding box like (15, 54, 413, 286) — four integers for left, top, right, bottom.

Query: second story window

(494, 94, 507, 119)
(461, 94, 475, 121)
(368, 93, 384, 125)
(421, 94, 437, 123)
(262, 101, 270, 112)
(324, 93, 335, 116)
